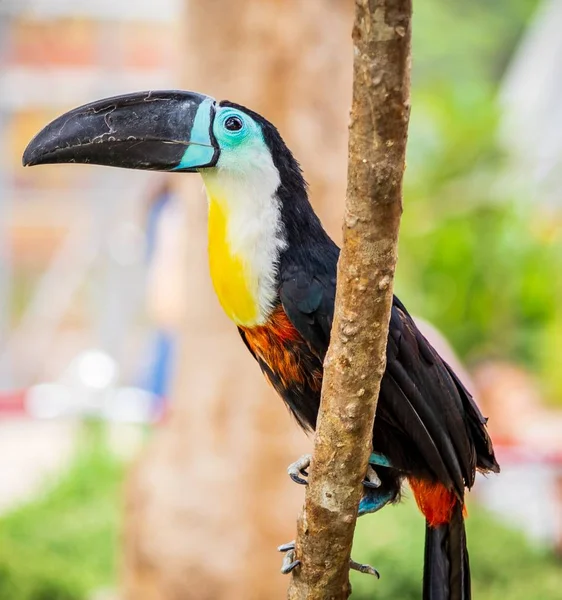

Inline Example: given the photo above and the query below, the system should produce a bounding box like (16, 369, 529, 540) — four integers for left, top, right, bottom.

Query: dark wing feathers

(394, 297, 498, 474)
(377, 372, 453, 486)
(279, 265, 335, 361)
(444, 362, 500, 474)
(280, 266, 496, 492)
(387, 309, 475, 491)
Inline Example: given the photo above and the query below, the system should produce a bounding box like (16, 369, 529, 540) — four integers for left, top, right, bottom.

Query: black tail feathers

(423, 502, 470, 600)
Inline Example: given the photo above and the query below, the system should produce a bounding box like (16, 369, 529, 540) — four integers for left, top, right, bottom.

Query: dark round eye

(224, 115, 243, 132)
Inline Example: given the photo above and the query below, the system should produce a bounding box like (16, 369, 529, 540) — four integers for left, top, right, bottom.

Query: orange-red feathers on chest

(240, 305, 322, 392)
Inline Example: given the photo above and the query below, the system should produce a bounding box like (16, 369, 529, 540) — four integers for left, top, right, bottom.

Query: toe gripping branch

(278, 541, 380, 578)
(287, 451, 398, 516)
(287, 454, 311, 486)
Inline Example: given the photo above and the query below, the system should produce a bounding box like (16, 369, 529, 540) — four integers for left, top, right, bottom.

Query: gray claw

(350, 558, 380, 578)
(287, 454, 312, 486)
(363, 465, 382, 489)
(281, 550, 301, 574)
(278, 541, 296, 553)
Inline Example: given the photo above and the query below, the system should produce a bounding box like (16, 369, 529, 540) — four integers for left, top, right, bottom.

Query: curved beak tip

(22, 145, 38, 167)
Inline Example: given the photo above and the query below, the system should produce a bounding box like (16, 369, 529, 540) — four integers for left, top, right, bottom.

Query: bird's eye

(224, 116, 243, 132)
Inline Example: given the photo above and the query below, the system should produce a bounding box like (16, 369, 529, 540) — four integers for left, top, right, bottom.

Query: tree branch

(286, 1, 411, 598)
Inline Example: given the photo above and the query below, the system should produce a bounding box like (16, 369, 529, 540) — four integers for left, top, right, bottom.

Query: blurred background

(0, 0, 561, 599)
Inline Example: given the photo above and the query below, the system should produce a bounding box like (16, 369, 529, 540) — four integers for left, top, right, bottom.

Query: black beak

(23, 90, 219, 172)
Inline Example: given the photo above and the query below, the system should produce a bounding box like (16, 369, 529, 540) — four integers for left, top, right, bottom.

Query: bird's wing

(279, 264, 335, 362)
(280, 268, 494, 494)
(384, 299, 475, 495)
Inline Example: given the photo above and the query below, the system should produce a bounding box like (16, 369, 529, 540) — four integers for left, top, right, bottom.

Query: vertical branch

(287, 1, 411, 598)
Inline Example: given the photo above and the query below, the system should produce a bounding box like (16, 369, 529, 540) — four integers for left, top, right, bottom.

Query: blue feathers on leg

(359, 486, 397, 516)
(359, 451, 396, 516)
(369, 451, 392, 468)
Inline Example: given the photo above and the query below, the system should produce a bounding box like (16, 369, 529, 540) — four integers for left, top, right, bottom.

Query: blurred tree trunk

(122, 2, 352, 599)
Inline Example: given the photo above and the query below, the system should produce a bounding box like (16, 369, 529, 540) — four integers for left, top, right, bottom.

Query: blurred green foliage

(351, 500, 562, 599)
(1, 441, 560, 600)
(0, 425, 123, 600)
(397, 0, 562, 403)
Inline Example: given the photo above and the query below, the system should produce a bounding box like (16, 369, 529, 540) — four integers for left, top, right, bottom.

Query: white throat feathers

(201, 156, 286, 327)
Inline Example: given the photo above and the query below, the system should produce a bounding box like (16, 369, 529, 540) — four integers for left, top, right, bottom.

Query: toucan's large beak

(23, 90, 219, 172)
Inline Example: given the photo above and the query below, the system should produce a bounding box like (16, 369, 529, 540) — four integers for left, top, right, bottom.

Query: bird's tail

(409, 478, 471, 600)
(423, 502, 470, 600)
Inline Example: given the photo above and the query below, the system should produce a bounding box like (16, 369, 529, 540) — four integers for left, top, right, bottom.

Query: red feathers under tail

(409, 478, 471, 600)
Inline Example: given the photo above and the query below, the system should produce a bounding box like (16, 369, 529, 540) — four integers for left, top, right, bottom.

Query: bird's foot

(287, 454, 312, 485)
(278, 541, 379, 578)
(287, 454, 381, 489)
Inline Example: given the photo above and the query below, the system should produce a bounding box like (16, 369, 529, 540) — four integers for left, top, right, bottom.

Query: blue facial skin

(174, 102, 264, 172)
(211, 106, 272, 174)
(174, 97, 216, 171)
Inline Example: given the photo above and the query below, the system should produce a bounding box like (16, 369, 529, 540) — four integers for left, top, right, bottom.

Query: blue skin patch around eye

(174, 98, 215, 171)
(214, 109, 250, 147)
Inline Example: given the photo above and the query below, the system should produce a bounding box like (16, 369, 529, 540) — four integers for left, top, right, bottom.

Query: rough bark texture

(122, 2, 354, 599)
(287, 1, 411, 598)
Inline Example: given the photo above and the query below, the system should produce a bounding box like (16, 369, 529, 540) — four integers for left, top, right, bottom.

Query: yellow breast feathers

(207, 197, 261, 326)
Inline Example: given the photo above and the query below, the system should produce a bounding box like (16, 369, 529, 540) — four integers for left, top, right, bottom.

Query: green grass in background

(0, 426, 124, 600)
(0, 434, 559, 600)
(351, 500, 562, 600)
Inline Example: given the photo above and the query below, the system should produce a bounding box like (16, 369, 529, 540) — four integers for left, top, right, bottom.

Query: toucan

(23, 90, 499, 600)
